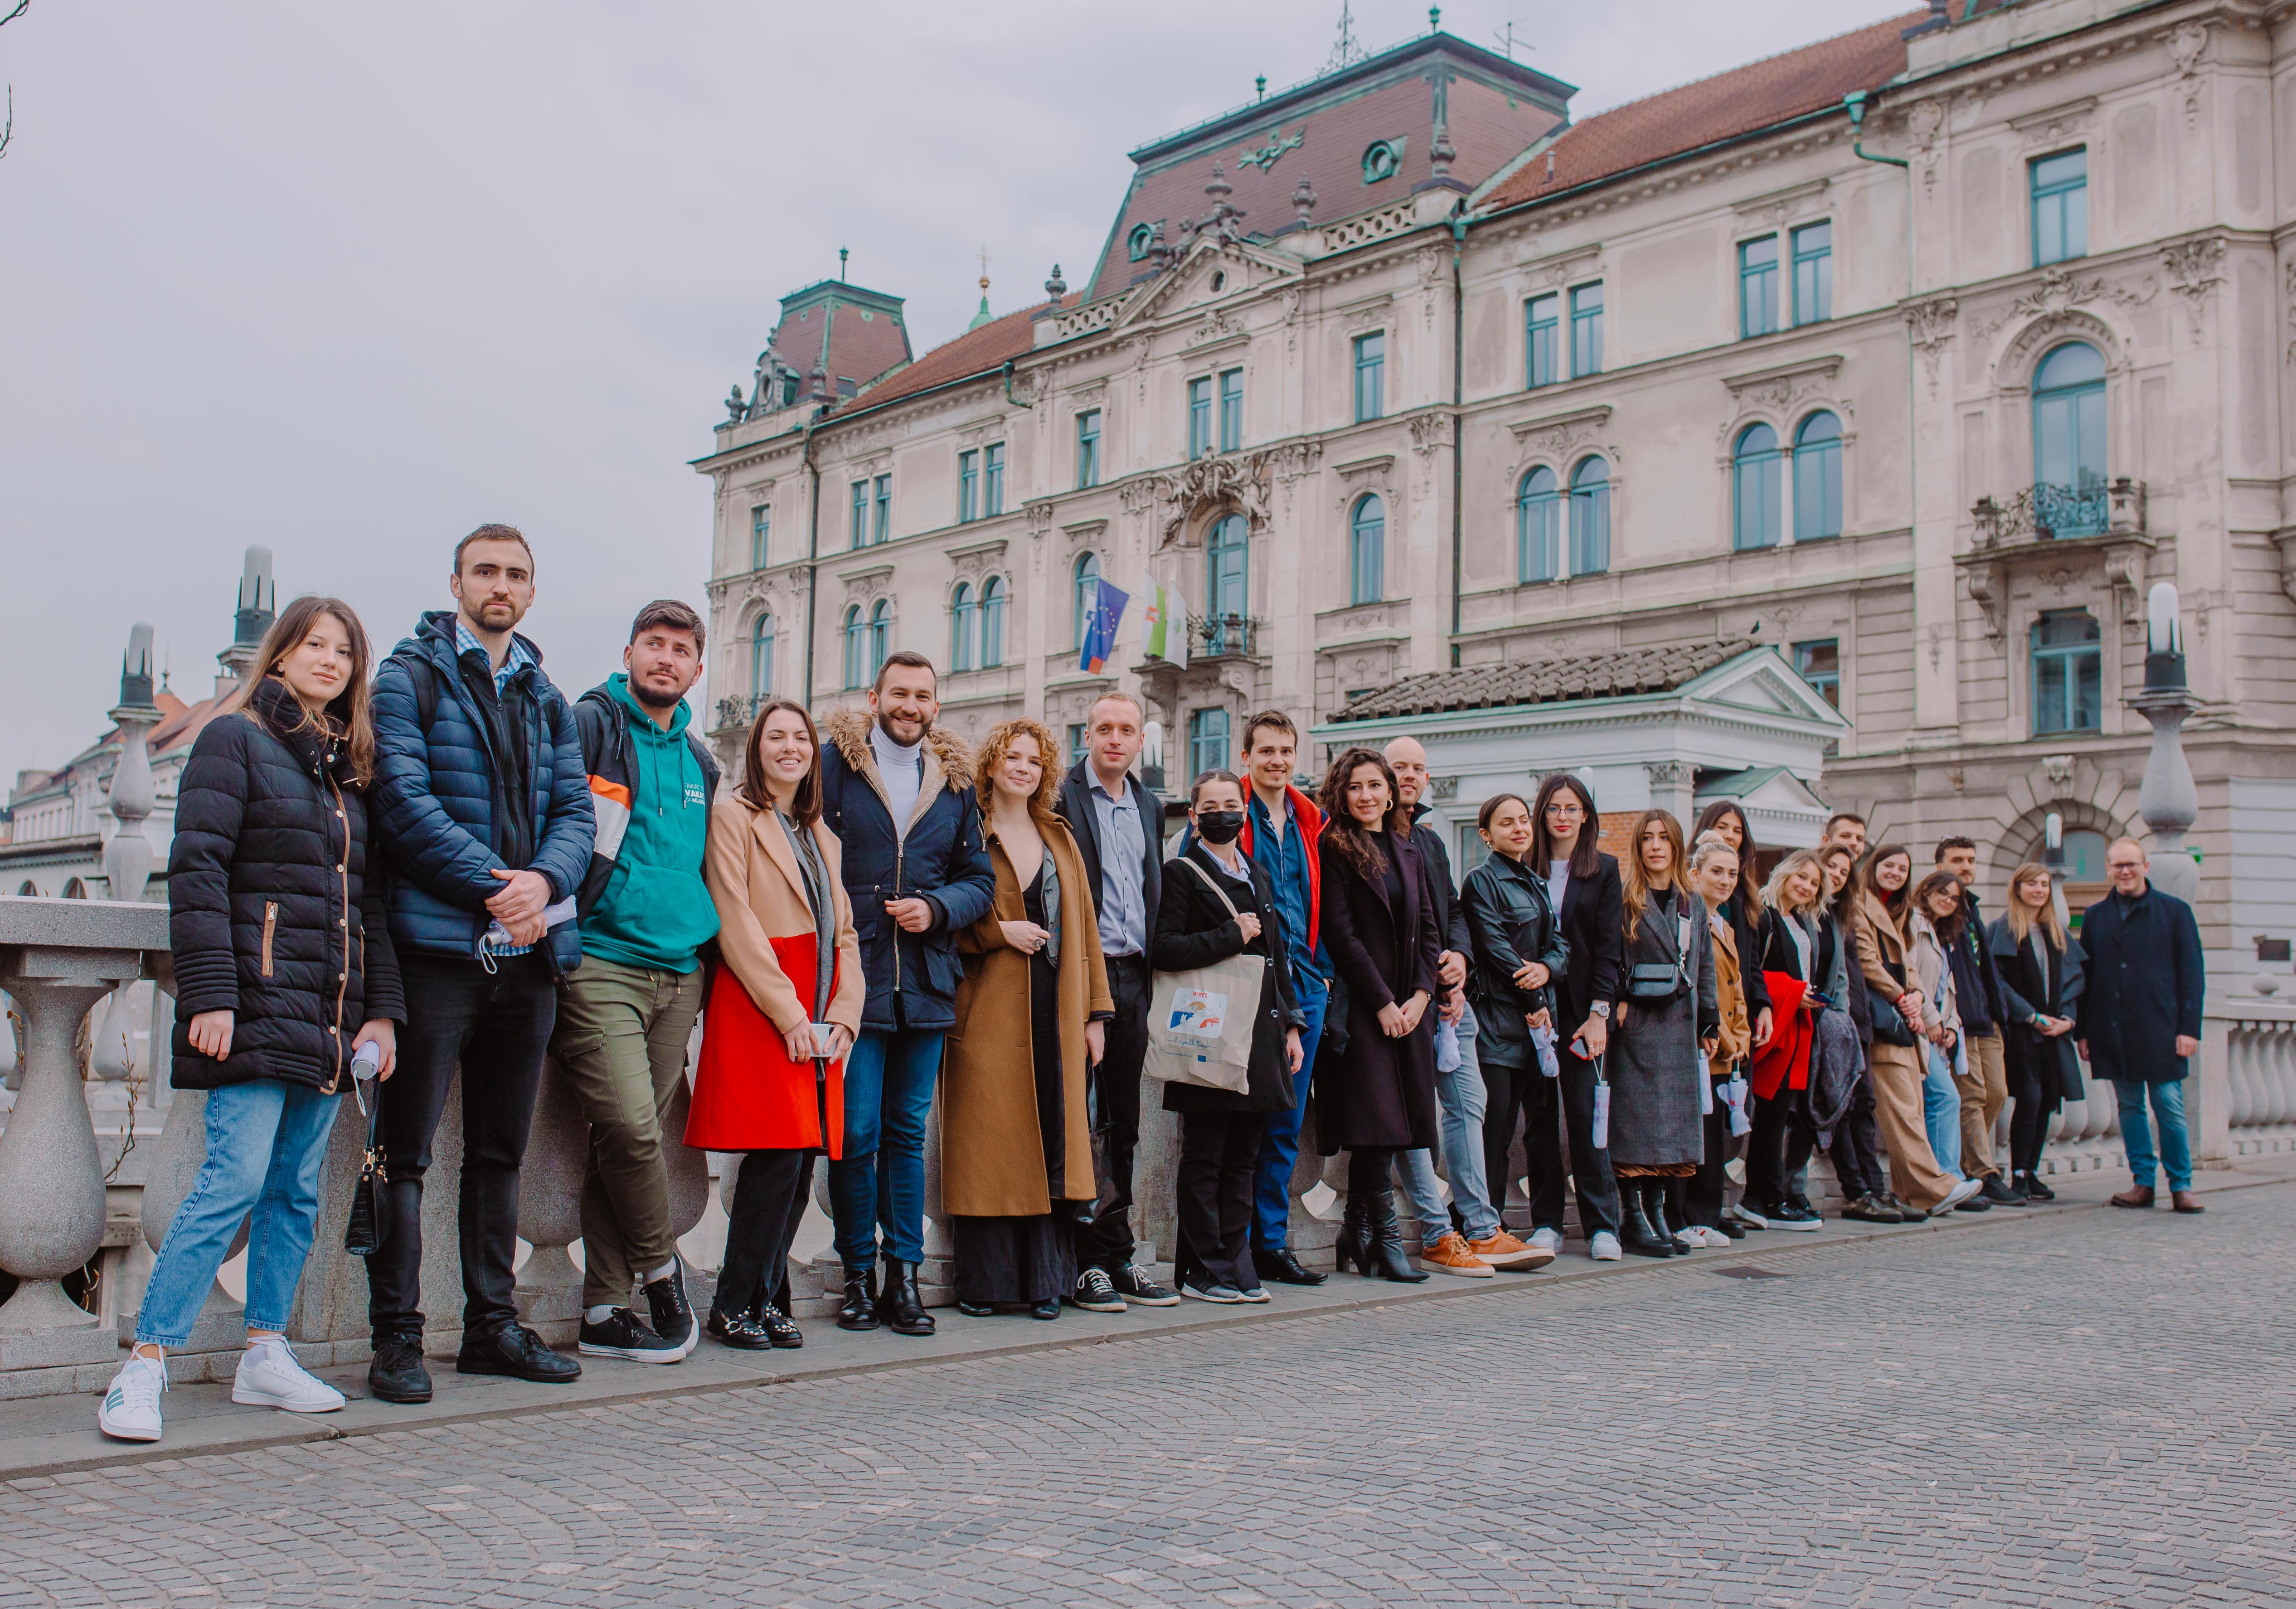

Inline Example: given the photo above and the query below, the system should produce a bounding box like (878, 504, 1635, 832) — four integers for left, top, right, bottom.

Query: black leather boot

(836, 1263, 879, 1332)
(1362, 1186, 1430, 1283)
(881, 1257, 936, 1336)
(1619, 1182, 1676, 1258)
(1646, 1181, 1686, 1253)
(1331, 1190, 1372, 1276)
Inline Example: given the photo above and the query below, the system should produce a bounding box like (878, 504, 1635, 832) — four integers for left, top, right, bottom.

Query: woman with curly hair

(942, 718, 1113, 1318)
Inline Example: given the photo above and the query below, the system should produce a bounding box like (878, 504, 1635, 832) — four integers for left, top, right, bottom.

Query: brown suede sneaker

(1418, 1231, 1495, 1278)
(1467, 1229, 1554, 1270)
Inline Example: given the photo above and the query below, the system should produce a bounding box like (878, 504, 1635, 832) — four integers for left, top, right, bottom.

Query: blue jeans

(1396, 1002, 1500, 1243)
(2115, 1079, 2193, 1192)
(137, 1079, 340, 1347)
(830, 1027, 944, 1266)
(1923, 1042, 1964, 1179)
(1252, 978, 1328, 1251)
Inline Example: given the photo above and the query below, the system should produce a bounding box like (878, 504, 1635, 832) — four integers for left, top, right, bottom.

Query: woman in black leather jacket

(1461, 793, 1570, 1234)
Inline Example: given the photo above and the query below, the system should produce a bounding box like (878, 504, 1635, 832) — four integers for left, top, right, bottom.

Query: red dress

(686, 933, 846, 1156)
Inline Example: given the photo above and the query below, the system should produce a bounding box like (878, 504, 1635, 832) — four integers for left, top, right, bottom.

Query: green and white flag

(1143, 578, 1189, 668)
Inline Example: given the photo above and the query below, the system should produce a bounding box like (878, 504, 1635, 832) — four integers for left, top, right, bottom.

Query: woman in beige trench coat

(942, 717, 1113, 1318)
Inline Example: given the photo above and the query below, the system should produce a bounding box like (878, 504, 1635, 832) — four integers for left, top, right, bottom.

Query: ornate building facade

(697, 0, 2296, 980)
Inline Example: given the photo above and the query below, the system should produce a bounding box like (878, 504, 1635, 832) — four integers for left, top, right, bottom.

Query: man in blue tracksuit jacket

(363, 525, 594, 1404)
(818, 651, 995, 1338)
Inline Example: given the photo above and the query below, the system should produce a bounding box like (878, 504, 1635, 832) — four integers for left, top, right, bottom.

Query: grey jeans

(1395, 1001, 1502, 1243)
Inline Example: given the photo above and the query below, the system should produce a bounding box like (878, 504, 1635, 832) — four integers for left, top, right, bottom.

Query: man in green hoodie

(552, 599, 722, 1364)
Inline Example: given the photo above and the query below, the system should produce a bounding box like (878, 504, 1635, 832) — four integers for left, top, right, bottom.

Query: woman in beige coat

(1850, 845, 1976, 1217)
(943, 718, 1113, 1318)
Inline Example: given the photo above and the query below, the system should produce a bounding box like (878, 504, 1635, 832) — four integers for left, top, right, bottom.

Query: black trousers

(1174, 1108, 1265, 1292)
(1079, 954, 1151, 1272)
(1827, 1074, 1884, 1199)
(2005, 1053, 2056, 1177)
(1495, 1046, 1622, 1239)
(1747, 1084, 1817, 1210)
(1684, 1072, 1736, 1229)
(1346, 1144, 1397, 1198)
(716, 1148, 817, 1319)
(368, 950, 556, 1339)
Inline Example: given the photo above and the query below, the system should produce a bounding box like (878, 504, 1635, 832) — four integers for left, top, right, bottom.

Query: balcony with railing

(1970, 477, 2143, 546)
(1194, 612, 1266, 660)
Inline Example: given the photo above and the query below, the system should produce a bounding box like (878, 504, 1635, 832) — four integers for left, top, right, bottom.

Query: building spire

(968, 244, 993, 331)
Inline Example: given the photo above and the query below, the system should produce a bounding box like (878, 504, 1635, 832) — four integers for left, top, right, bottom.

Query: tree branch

(0, 4, 30, 29)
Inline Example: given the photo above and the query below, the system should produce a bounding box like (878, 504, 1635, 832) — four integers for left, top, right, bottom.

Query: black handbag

(1868, 982, 1916, 1046)
(344, 1076, 388, 1257)
(1623, 962, 1687, 1003)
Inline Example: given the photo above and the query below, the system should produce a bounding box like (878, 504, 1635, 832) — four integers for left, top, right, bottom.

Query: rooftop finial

(1044, 263, 1067, 304)
(969, 244, 994, 331)
(1430, 5, 1441, 33)
(1256, 74, 1266, 101)
(1291, 173, 1317, 225)
(1324, 0, 1364, 72)
(838, 245, 849, 281)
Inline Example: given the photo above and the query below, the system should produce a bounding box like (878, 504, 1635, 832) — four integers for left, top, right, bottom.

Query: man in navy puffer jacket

(363, 525, 594, 1403)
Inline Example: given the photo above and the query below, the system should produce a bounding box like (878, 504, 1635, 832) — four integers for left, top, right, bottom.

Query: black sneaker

(1980, 1175, 2026, 1206)
(641, 1261, 697, 1357)
(456, 1322, 582, 1382)
(1766, 1199, 1822, 1233)
(579, 1307, 681, 1364)
(2019, 1171, 2056, 1202)
(706, 1307, 775, 1351)
(1108, 1263, 1181, 1306)
(367, 1332, 432, 1404)
(1070, 1268, 1126, 1313)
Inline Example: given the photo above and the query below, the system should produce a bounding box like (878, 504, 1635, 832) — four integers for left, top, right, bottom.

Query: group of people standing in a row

(93, 523, 2211, 1447)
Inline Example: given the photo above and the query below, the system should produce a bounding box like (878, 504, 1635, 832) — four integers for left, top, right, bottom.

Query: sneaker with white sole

(233, 1337, 346, 1414)
(1589, 1231, 1623, 1262)
(97, 1353, 167, 1442)
(1529, 1227, 1563, 1256)
(1933, 1176, 1985, 1216)
(1180, 1280, 1247, 1303)
(1695, 1226, 1734, 1248)
(1724, 1202, 1770, 1231)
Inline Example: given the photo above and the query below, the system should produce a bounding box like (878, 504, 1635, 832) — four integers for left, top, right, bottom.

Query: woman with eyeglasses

(1510, 773, 1626, 1260)
(1989, 862, 2084, 1201)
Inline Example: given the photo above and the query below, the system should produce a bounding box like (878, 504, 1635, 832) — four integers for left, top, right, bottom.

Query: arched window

(868, 599, 892, 681)
(750, 613, 775, 702)
(841, 605, 865, 690)
(950, 583, 977, 673)
(1517, 467, 1561, 583)
(1732, 423, 1782, 551)
(61, 878, 86, 899)
(15, 880, 36, 896)
(980, 577, 1006, 668)
(2031, 609, 2102, 735)
(1568, 457, 1611, 575)
(1349, 495, 1384, 605)
(2033, 340, 2107, 538)
(1073, 552, 1101, 649)
(1793, 412, 1844, 542)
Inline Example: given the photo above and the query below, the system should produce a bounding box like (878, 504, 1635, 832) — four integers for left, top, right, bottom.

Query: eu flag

(1079, 578, 1130, 675)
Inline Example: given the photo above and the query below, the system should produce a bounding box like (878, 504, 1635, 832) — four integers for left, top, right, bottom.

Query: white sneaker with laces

(1696, 1226, 1733, 1248)
(1589, 1231, 1623, 1262)
(1934, 1177, 1985, 1216)
(1529, 1227, 1563, 1255)
(97, 1353, 167, 1442)
(233, 1337, 346, 1414)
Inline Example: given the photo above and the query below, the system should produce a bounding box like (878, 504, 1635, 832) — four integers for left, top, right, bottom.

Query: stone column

(92, 626, 162, 1084)
(514, 1055, 587, 1345)
(1642, 760, 1695, 828)
(0, 899, 168, 1382)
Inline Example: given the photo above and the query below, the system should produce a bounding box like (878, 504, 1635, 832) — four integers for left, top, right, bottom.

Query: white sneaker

(233, 1337, 346, 1414)
(1589, 1231, 1623, 1262)
(1696, 1226, 1733, 1248)
(1529, 1227, 1563, 1255)
(1934, 1177, 1985, 1216)
(97, 1353, 167, 1442)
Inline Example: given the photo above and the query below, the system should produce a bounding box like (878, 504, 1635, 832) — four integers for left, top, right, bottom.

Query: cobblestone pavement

(5, 1184, 2293, 1608)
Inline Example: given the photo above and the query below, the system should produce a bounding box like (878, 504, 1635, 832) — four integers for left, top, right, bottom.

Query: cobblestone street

(4, 1179, 2291, 1608)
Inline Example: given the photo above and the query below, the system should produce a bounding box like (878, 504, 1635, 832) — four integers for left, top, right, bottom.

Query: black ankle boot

(836, 1263, 879, 1332)
(1619, 1182, 1675, 1258)
(1646, 1181, 1686, 1253)
(881, 1257, 936, 1336)
(1333, 1191, 1372, 1276)
(1362, 1186, 1429, 1283)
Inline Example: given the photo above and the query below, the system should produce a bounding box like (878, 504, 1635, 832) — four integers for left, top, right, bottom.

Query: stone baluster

(514, 1054, 587, 1345)
(0, 898, 169, 1383)
(92, 626, 163, 1084)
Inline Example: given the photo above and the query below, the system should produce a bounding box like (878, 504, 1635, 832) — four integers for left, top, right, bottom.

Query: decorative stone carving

(1186, 308, 1246, 347)
(1904, 295, 1960, 389)
(1407, 413, 1449, 461)
(2160, 235, 2227, 345)
(1720, 354, 1843, 417)
(1340, 296, 1392, 333)
(2008, 95, 2097, 150)
(2167, 20, 2208, 128)
(1139, 452, 1274, 549)
(1506, 403, 1612, 464)
(2042, 753, 2076, 788)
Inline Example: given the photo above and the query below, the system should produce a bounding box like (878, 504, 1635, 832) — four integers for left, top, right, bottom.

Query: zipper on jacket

(261, 902, 278, 977)
(326, 770, 351, 1090)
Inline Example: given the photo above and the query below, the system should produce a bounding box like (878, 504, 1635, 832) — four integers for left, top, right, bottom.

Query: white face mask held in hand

(1435, 1017, 1461, 1073)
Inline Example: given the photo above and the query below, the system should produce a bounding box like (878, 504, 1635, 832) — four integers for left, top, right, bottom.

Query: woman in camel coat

(689, 700, 863, 1348)
(1849, 844, 1966, 1218)
(943, 718, 1113, 1316)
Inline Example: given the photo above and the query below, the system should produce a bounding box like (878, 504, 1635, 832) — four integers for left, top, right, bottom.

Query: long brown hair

(1859, 842, 1916, 924)
(220, 595, 378, 787)
(1911, 869, 1966, 943)
(738, 698, 824, 827)
(1317, 746, 1408, 881)
(976, 717, 1063, 822)
(1818, 842, 1859, 925)
(1620, 807, 1687, 943)
(2002, 861, 2068, 948)
(1692, 798, 1763, 919)
(1530, 772, 1602, 879)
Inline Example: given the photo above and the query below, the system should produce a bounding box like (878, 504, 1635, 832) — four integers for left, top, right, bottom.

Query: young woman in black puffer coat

(97, 596, 403, 1445)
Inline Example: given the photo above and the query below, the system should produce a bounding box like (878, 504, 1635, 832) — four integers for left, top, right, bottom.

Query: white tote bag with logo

(1145, 859, 1264, 1095)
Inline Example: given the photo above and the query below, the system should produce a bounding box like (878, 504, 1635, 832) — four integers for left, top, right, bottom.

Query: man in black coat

(1055, 692, 1179, 1312)
(2076, 838, 2206, 1214)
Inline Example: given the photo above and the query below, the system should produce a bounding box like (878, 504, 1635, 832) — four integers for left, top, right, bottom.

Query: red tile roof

(833, 295, 1079, 418)
(1481, 12, 1921, 213)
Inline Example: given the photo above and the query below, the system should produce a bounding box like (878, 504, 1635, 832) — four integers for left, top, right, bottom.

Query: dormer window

(1362, 139, 1405, 184)
(1127, 223, 1157, 262)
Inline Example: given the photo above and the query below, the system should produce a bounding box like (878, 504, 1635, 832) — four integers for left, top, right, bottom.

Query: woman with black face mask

(1150, 769, 1306, 1301)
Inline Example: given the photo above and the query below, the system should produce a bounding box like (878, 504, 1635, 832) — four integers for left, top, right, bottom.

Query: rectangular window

(1218, 368, 1243, 453)
(1569, 283, 1603, 378)
(1456, 824, 1492, 876)
(957, 451, 978, 524)
(1076, 409, 1101, 489)
(1791, 222, 1832, 325)
(2032, 610, 2102, 734)
(849, 480, 868, 549)
(749, 505, 770, 570)
(1188, 376, 1213, 459)
(983, 443, 1005, 516)
(1738, 236, 1779, 339)
(1067, 723, 1089, 767)
(1792, 638, 1840, 708)
(1354, 331, 1385, 423)
(1187, 707, 1232, 782)
(2030, 149, 2088, 267)
(874, 475, 891, 544)
(1525, 293, 1560, 389)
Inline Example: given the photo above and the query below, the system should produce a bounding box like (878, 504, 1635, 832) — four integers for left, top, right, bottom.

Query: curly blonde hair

(975, 717, 1064, 819)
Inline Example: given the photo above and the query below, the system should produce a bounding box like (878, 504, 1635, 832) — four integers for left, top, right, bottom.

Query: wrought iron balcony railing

(1971, 478, 2144, 547)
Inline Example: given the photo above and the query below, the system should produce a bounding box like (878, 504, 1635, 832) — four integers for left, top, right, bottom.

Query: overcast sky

(0, 0, 1906, 786)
